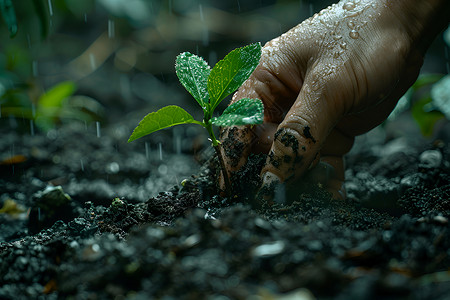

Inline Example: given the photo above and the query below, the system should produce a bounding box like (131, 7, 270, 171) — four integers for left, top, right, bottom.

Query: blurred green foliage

(390, 73, 449, 137)
(0, 0, 104, 132)
(0, 0, 17, 37)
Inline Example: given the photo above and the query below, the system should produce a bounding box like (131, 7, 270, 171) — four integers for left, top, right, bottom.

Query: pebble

(419, 150, 442, 168)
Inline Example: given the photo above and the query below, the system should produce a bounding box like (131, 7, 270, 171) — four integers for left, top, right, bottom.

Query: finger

(260, 68, 345, 188)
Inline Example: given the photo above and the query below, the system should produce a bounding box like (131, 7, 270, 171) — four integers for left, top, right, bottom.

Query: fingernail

(255, 172, 282, 206)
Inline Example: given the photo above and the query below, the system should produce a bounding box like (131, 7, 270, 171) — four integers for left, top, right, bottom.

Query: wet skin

(221, 0, 450, 200)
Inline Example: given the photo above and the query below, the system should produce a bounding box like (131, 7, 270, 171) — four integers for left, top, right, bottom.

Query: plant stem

(213, 144, 232, 198)
(205, 122, 232, 198)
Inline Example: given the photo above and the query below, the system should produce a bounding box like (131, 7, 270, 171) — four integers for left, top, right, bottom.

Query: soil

(0, 115, 449, 299)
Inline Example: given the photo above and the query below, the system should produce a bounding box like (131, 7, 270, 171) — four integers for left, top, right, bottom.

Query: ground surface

(0, 115, 449, 300)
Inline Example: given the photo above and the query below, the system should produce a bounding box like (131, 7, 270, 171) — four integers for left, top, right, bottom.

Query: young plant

(128, 43, 264, 197)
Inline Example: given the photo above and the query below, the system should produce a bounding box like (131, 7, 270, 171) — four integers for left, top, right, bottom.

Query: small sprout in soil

(111, 197, 125, 209)
(128, 43, 264, 197)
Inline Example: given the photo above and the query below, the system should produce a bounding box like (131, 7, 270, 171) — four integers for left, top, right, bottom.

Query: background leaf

(208, 43, 261, 111)
(175, 52, 210, 112)
(431, 74, 450, 119)
(212, 98, 263, 127)
(411, 97, 445, 136)
(0, 0, 17, 37)
(39, 81, 77, 108)
(128, 105, 198, 142)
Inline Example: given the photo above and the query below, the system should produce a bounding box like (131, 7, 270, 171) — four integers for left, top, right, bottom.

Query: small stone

(433, 215, 448, 224)
(419, 150, 442, 169)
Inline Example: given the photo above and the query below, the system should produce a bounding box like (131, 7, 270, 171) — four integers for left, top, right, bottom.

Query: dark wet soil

(0, 117, 449, 299)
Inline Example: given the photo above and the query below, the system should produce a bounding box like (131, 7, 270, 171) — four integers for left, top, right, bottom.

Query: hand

(221, 0, 449, 201)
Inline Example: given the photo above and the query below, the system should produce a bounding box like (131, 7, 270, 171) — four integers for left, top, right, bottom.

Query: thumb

(259, 70, 344, 195)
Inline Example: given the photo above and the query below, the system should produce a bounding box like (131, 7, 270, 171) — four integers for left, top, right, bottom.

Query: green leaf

(175, 52, 210, 112)
(208, 43, 261, 112)
(128, 105, 198, 143)
(212, 98, 264, 127)
(411, 73, 444, 91)
(411, 97, 445, 137)
(0, 0, 17, 37)
(39, 81, 77, 108)
(431, 74, 450, 119)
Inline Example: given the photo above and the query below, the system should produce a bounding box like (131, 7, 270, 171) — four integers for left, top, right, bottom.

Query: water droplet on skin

(347, 20, 355, 29)
(343, 2, 355, 11)
(349, 30, 359, 39)
(340, 42, 347, 50)
(333, 35, 342, 40)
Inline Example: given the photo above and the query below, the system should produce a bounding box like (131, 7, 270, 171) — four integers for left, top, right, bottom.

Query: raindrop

(38, 207, 41, 221)
(173, 131, 182, 154)
(96, 121, 101, 138)
(145, 142, 150, 160)
(48, 0, 53, 16)
(80, 159, 84, 171)
(31, 103, 36, 117)
(0, 103, 2, 118)
(108, 19, 115, 38)
(349, 30, 359, 39)
(237, 0, 241, 12)
(309, 3, 314, 16)
(174, 175, 180, 188)
(89, 53, 96, 70)
(199, 4, 204, 22)
(202, 26, 209, 46)
(158, 142, 163, 160)
(32, 61, 38, 77)
(30, 120, 35, 136)
(84, 13, 87, 22)
(343, 2, 355, 11)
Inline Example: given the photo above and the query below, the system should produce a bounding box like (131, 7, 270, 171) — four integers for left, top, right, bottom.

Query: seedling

(128, 43, 264, 197)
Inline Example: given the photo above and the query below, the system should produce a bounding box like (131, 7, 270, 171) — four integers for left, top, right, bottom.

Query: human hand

(220, 0, 449, 201)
